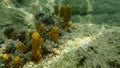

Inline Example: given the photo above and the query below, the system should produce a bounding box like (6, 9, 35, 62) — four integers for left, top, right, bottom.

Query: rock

(0, 0, 120, 68)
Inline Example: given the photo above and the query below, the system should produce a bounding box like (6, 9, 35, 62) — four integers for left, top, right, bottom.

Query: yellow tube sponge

(48, 26, 59, 43)
(28, 29, 34, 39)
(38, 23, 46, 34)
(63, 5, 72, 23)
(60, 5, 66, 18)
(32, 32, 43, 62)
(16, 41, 27, 53)
(59, 5, 72, 30)
(54, 5, 59, 16)
(13, 56, 21, 68)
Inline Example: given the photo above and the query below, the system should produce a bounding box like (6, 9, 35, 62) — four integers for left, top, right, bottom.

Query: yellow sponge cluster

(63, 5, 72, 23)
(60, 5, 72, 30)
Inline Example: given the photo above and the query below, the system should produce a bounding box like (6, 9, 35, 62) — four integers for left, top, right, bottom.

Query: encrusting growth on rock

(32, 32, 44, 62)
(48, 26, 59, 43)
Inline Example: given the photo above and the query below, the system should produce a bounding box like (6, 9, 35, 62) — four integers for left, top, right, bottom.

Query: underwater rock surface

(31, 23, 120, 68)
(0, 0, 120, 68)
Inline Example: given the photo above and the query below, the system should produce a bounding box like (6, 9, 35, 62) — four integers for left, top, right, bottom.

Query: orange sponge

(48, 26, 59, 43)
